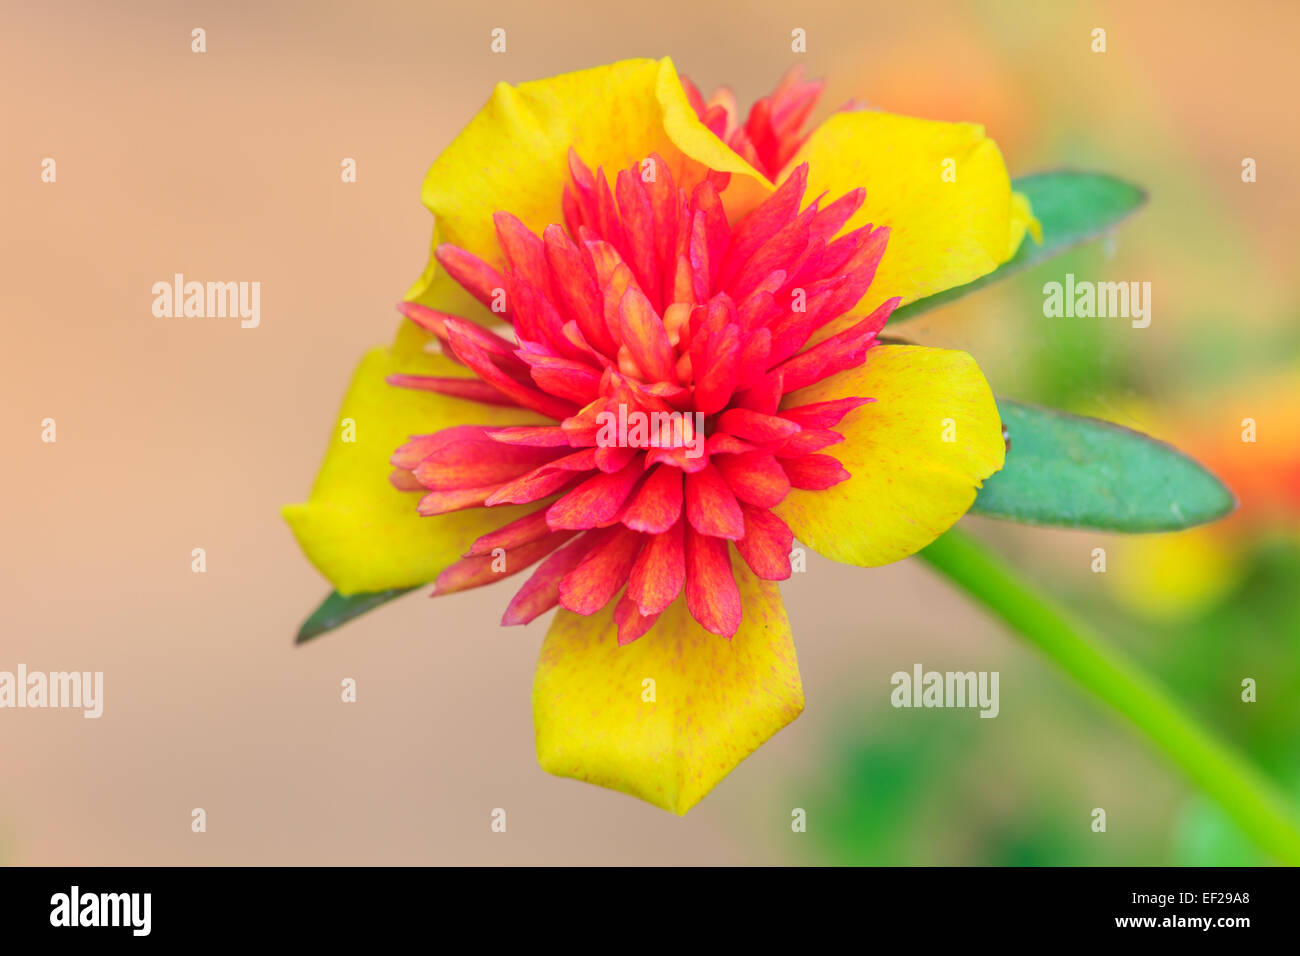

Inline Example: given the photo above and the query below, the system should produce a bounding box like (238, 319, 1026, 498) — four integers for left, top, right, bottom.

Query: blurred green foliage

(801, 540, 1300, 865)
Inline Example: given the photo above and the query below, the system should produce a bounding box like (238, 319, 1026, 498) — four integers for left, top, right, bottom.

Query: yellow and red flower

(284, 58, 1038, 814)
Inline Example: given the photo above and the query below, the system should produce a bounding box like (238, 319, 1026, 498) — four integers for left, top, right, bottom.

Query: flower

(284, 58, 1037, 814)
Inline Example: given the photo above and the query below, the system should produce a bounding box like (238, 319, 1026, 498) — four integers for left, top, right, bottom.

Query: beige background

(2, 1, 1294, 864)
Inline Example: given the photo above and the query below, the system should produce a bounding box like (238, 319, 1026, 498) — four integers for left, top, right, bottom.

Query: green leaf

(295, 587, 419, 645)
(972, 399, 1236, 531)
(891, 170, 1147, 322)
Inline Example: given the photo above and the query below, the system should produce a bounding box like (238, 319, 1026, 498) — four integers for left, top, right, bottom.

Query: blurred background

(2, 0, 1296, 864)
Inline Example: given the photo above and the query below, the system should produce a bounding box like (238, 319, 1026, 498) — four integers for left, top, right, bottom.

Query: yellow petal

(783, 110, 1033, 322)
(1008, 188, 1043, 256)
(532, 551, 803, 815)
(283, 346, 542, 595)
(405, 57, 770, 334)
(774, 345, 1005, 567)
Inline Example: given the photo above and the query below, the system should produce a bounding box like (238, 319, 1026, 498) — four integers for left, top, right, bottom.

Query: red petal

(809, 187, 865, 244)
(510, 276, 583, 358)
(614, 593, 662, 645)
(779, 397, 874, 429)
(558, 526, 644, 614)
(485, 451, 595, 506)
(502, 530, 607, 625)
(494, 211, 555, 301)
(684, 527, 742, 637)
(544, 225, 617, 355)
(391, 430, 463, 471)
(725, 203, 814, 302)
(593, 167, 629, 260)
(734, 504, 793, 581)
(705, 433, 755, 456)
(626, 517, 685, 615)
(618, 285, 677, 383)
(621, 463, 684, 533)
(714, 451, 791, 507)
(546, 457, 644, 530)
(386, 374, 518, 407)
(396, 301, 459, 345)
(718, 163, 808, 291)
(684, 463, 745, 539)
(486, 426, 575, 447)
(774, 427, 844, 456)
(412, 435, 560, 491)
(691, 179, 730, 289)
(433, 245, 509, 315)
(615, 168, 663, 309)
(734, 370, 785, 416)
(594, 442, 639, 474)
(466, 508, 554, 556)
(516, 352, 602, 405)
(735, 327, 772, 390)
(418, 484, 506, 516)
(566, 148, 601, 230)
(773, 333, 871, 395)
(690, 322, 740, 415)
(643, 152, 680, 305)
(433, 530, 576, 595)
(444, 319, 577, 420)
(715, 407, 802, 445)
(781, 453, 850, 490)
(815, 227, 890, 318)
(389, 468, 424, 492)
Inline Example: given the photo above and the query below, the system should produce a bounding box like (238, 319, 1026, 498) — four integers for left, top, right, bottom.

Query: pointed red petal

(466, 508, 554, 556)
(502, 530, 607, 625)
(626, 517, 686, 615)
(485, 451, 594, 506)
(444, 319, 577, 420)
(558, 526, 644, 615)
(734, 504, 793, 581)
(780, 396, 874, 429)
(434, 245, 509, 315)
(620, 463, 684, 533)
(690, 321, 740, 415)
(412, 436, 560, 491)
(614, 593, 662, 645)
(714, 451, 792, 507)
(718, 163, 809, 290)
(546, 457, 644, 530)
(543, 225, 618, 355)
(684, 527, 741, 638)
(486, 426, 575, 447)
(433, 530, 576, 595)
(386, 374, 519, 408)
(417, 484, 506, 516)
(617, 285, 677, 383)
(781, 453, 850, 490)
(684, 463, 745, 539)
(715, 407, 802, 445)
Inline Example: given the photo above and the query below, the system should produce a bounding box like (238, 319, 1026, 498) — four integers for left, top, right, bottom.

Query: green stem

(919, 528, 1300, 864)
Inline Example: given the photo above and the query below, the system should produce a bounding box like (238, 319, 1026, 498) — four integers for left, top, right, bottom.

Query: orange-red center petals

(388, 142, 897, 642)
(680, 67, 826, 182)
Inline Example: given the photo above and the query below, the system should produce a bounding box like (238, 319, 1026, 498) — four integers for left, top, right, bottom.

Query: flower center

(388, 148, 896, 642)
